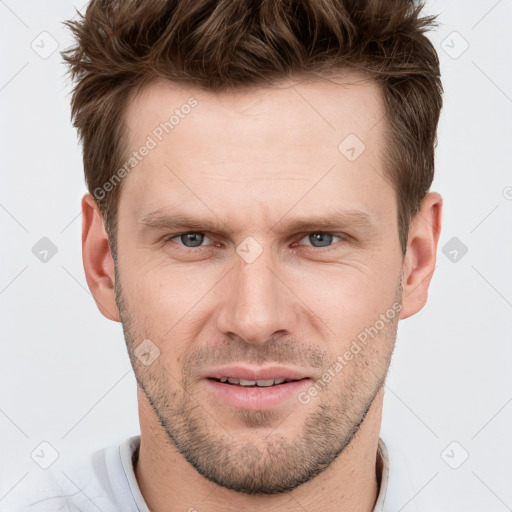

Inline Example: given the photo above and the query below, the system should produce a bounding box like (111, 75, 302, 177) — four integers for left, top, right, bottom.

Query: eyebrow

(138, 208, 376, 235)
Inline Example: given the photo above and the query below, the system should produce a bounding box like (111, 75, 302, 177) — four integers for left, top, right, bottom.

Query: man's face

(115, 74, 404, 494)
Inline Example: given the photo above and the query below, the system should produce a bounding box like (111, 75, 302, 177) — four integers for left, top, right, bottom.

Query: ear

(399, 192, 443, 320)
(81, 193, 120, 322)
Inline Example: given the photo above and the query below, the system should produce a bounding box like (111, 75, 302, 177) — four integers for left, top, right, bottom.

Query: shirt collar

(372, 438, 390, 512)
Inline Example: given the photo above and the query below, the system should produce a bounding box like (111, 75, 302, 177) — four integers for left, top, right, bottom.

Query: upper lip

(203, 365, 309, 381)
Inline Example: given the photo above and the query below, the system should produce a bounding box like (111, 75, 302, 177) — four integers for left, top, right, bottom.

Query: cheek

(293, 263, 400, 341)
(125, 256, 214, 315)
(120, 263, 216, 360)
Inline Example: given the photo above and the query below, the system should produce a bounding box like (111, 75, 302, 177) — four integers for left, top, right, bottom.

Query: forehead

(119, 73, 393, 229)
(124, 72, 385, 151)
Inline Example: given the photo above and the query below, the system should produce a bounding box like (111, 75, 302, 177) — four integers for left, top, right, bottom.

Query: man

(4, 0, 443, 510)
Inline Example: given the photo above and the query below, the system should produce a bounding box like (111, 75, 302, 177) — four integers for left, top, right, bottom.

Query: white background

(1, 1, 511, 510)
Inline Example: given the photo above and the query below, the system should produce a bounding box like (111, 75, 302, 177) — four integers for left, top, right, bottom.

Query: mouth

(202, 367, 311, 410)
(208, 377, 305, 387)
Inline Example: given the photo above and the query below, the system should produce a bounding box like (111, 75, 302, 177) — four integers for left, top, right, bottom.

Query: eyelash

(162, 232, 349, 253)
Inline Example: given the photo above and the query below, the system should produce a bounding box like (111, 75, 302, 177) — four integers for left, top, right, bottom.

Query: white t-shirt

(0, 435, 417, 512)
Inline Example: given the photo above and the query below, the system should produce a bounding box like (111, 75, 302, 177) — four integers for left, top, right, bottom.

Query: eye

(163, 231, 348, 253)
(166, 232, 213, 249)
(295, 232, 348, 249)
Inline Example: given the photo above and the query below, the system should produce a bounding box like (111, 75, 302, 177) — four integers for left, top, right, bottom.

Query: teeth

(219, 377, 289, 387)
(239, 378, 257, 386)
(254, 379, 275, 387)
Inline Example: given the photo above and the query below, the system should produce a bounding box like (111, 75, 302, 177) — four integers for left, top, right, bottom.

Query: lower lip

(204, 378, 311, 410)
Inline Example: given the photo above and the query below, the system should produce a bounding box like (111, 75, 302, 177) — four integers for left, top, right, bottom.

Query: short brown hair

(62, 0, 442, 257)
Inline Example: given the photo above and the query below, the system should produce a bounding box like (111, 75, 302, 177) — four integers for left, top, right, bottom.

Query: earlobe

(399, 192, 443, 320)
(81, 193, 120, 322)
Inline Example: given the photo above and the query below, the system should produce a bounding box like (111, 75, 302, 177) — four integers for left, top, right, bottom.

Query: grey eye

(175, 232, 207, 248)
(305, 233, 336, 248)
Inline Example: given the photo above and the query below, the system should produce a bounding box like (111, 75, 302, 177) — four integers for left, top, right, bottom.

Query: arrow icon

(338, 134, 365, 161)
(32, 237, 58, 262)
(236, 237, 263, 263)
(441, 441, 469, 469)
(442, 236, 467, 263)
(441, 31, 469, 60)
(31, 441, 59, 469)
(135, 339, 160, 365)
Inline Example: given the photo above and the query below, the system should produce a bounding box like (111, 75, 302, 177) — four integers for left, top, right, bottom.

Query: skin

(82, 73, 442, 512)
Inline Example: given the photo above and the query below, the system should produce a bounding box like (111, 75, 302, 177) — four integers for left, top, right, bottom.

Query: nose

(215, 246, 299, 345)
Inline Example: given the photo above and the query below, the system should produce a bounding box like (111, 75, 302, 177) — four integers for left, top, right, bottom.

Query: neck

(135, 387, 383, 512)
